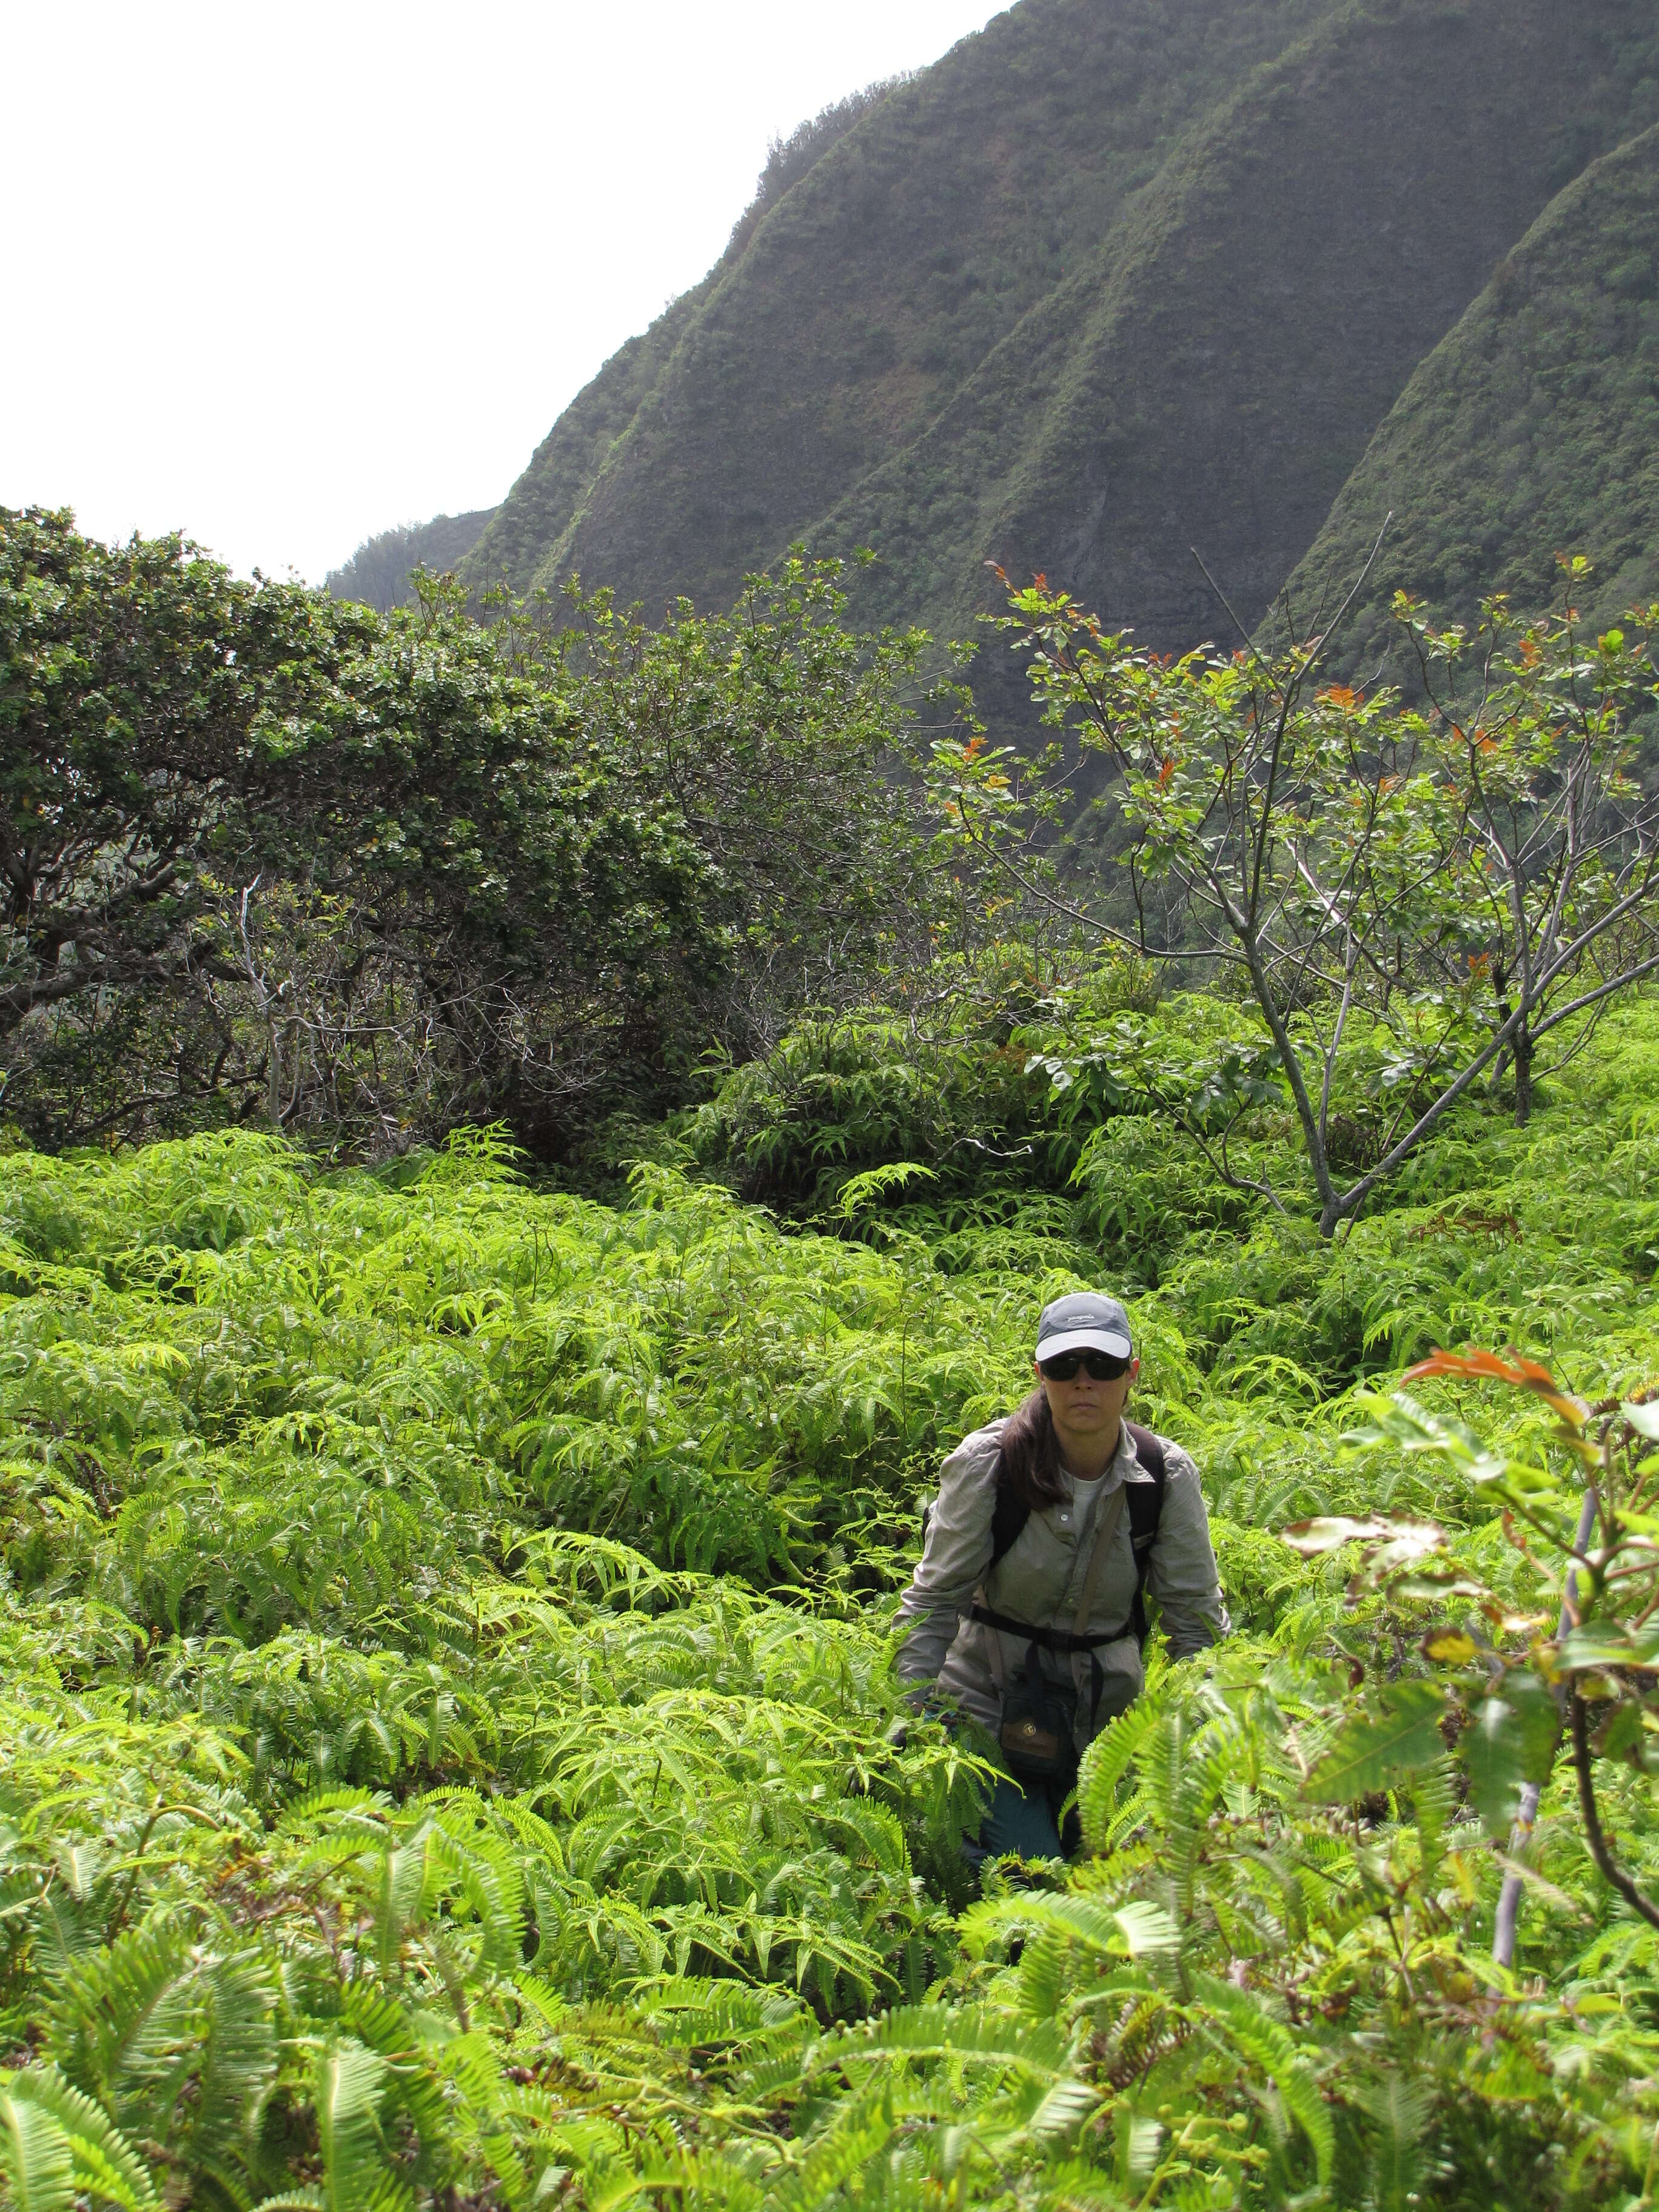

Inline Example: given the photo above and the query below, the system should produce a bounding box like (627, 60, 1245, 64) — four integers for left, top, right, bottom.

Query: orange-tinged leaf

(1401, 1346, 1588, 1427)
(1404, 1347, 1531, 1384)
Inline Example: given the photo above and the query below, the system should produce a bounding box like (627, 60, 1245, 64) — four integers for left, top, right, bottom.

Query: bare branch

(947, 789, 1248, 964)
(1570, 1690, 1659, 1932)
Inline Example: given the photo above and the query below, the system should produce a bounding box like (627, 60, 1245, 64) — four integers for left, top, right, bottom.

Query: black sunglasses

(1038, 1349, 1130, 1382)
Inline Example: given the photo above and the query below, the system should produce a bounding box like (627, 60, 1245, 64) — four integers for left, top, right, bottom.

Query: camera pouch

(998, 1643, 1080, 1789)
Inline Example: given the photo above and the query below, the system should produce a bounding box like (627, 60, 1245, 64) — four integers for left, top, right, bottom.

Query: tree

(484, 552, 948, 1059)
(0, 504, 367, 1135)
(1, 511, 954, 1154)
(937, 562, 1659, 1235)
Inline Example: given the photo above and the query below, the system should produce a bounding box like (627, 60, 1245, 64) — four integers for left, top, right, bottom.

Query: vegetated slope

(460, 281, 711, 598)
(460, 0, 1341, 608)
(461, 0, 1656, 721)
(464, 80, 906, 596)
(1278, 121, 1659, 683)
(326, 506, 496, 611)
(826, 0, 1659, 682)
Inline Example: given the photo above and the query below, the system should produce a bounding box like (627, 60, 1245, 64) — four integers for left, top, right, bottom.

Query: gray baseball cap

(1035, 1291, 1133, 1361)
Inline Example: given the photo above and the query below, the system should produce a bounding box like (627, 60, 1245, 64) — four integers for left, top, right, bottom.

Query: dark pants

(968, 1772, 1078, 1864)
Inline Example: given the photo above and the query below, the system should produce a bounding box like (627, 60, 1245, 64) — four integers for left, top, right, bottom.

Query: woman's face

(1034, 1353, 1140, 1451)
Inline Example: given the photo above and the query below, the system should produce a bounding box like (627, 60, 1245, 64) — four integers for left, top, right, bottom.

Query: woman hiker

(896, 1291, 1228, 1862)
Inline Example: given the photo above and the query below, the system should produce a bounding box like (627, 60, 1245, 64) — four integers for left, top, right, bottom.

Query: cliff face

(460, 0, 1659, 718)
(1279, 121, 1659, 680)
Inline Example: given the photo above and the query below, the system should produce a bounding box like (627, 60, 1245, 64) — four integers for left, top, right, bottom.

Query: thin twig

(1189, 547, 1269, 673)
(1570, 1690, 1659, 1932)
(1493, 1485, 1600, 1966)
(948, 794, 1244, 962)
(1293, 514, 1394, 684)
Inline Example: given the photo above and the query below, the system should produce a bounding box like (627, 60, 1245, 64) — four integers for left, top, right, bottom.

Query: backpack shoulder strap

(920, 1436, 1031, 1574)
(1124, 1420, 1167, 1478)
(1123, 1421, 1168, 1644)
(988, 1481, 1030, 1575)
(1123, 1421, 1167, 1542)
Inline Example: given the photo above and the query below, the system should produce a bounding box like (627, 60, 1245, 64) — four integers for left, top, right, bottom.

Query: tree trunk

(265, 1013, 283, 1127)
(1513, 1014, 1533, 1127)
(1239, 933, 1339, 1235)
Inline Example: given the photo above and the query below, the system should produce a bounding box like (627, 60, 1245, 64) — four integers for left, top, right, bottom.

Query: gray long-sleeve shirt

(895, 1418, 1228, 1752)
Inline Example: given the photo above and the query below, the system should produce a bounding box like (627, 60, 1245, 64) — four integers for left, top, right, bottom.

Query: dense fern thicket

(4, 982, 1659, 2204)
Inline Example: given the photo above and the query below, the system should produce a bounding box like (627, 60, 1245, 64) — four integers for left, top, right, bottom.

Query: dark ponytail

(996, 1386, 1068, 1510)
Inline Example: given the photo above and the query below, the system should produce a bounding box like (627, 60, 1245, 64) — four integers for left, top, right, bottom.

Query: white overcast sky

(4, 2, 1003, 583)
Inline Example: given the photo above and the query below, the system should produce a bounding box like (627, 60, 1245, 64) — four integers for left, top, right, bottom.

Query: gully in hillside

(897, 1293, 1228, 1862)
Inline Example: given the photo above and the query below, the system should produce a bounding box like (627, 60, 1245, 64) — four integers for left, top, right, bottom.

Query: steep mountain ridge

(462, 0, 1338, 608)
(457, 0, 1657, 700)
(461, 280, 712, 601)
(823, 0, 1644, 669)
(326, 508, 495, 612)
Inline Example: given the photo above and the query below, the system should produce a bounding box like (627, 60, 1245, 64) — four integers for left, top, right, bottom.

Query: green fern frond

(813, 2001, 1074, 2081)
(48, 1920, 194, 2121)
(1189, 1973, 1332, 2182)
(0, 2067, 158, 2212)
(312, 2036, 401, 2212)
(190, 1948, 279, 2175)
(0, 2089, 75, 2212)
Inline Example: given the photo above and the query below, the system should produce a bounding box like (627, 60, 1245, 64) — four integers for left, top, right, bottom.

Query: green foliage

(1313, 1344, 1659, 1913)
(324, 509, 497, 615)
(0, 980, 1657, 2200)
(1, 512, 956, 1159)
(723, 77, 909, 262)
(948, 568, 1659, 1233)
(678, 998, 1071, 1222)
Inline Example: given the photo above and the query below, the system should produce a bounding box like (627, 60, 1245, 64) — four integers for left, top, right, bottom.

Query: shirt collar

(1060, 1423, 1138, 1494)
